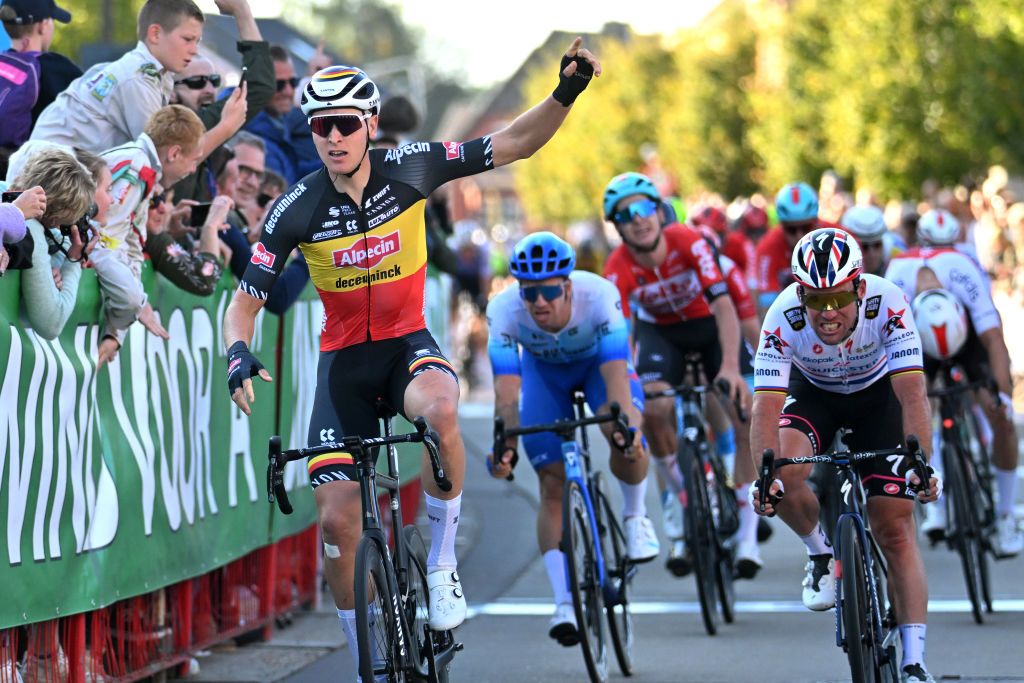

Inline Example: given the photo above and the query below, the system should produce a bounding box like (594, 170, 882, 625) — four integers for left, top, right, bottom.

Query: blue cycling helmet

(775, 182, 819, 223)
(509, 231, 576, 281)
(603, 172, 660, 220)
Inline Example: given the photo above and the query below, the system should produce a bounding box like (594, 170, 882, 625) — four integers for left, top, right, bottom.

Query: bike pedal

(454, 642, 464, 652)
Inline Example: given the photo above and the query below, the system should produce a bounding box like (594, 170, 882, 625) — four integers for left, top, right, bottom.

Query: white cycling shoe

(427, 569, 467, 631)
(548, 602, 579, 647)
(994, 513, 1023, 558)
(625, 516, 660, 562)
(801, 553, 836, 611)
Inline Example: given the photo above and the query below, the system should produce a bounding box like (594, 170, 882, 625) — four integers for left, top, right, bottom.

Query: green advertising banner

(0, 265, 318, 629)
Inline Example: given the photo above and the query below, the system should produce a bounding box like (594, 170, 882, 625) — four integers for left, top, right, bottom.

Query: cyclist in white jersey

(885, 208, 1022, 556)
(751, 228, 941, 683)
(486, 232, 655, 646)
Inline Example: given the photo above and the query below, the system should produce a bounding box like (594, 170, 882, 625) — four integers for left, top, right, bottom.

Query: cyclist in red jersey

(603, 172, 749, 573)
(691, 204, 756, 292)
(754, 182, 826, 316)
(222, 39, 602, 659)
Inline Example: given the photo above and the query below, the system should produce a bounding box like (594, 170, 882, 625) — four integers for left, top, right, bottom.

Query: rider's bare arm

(890, 370, 932, 460)
(598, 358, 642, 433)
(978, 328, 1013, 397)
(750, 390, 785, 469)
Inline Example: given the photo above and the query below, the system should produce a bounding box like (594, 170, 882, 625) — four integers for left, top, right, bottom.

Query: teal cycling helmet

(603, 172, 660, 220)
(509, 231, 576, 281)
(775, 182, 819, 223)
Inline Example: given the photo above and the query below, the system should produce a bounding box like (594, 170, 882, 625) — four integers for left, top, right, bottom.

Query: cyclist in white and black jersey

(486, 232, 654, 646)
(885, 208, 1022, 556)
(750, 227, 941, 683)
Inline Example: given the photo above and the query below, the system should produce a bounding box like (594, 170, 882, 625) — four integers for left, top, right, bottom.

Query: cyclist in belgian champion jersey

(486, 232, 654, 645)
(222, 39, 602, 666)
(750, 228, 941, 683)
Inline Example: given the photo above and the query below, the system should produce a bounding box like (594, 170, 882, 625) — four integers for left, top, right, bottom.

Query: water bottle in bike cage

(562, 442, 583, 479)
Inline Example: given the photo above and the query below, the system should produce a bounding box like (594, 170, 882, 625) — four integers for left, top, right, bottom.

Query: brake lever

(492, 416, 517, 481)
(758, 448, 775, 515)
(905, 434, 931, 498)
(268, 435, 294, 515)
(715, 378, 748, 423)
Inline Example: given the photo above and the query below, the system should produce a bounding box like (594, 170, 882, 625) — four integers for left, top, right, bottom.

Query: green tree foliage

(513, 38, 675, 224)
(49, 0, 146, 62)
(512, 0, 1024, 226)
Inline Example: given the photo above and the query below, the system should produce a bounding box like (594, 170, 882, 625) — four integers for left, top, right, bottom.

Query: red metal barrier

(0, 526, 319, 682)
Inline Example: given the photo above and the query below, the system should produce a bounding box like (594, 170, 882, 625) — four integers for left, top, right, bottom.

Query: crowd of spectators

(0, 0, 334, 371)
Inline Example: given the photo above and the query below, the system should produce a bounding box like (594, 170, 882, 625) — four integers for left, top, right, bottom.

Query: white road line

(467, 598, 1024, 618)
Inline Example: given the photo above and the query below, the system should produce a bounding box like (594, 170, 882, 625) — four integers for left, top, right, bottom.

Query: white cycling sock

(653, 454, 685, 494)
(619, 478, 648, 519)
(734, 484, 758, 548)
(995, 467, 1018, 517)
(338, 608, 360, 675)
(425, 492, 461, 571)
(899, 623, 926, 667)
(799, 522, 833, 556)
(543, 549, 572, 606)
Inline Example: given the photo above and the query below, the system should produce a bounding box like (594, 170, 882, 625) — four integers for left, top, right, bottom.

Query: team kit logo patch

(883, 307, 907, 337)
(332, 231, 401, 269)
(761, 327, 790, 355)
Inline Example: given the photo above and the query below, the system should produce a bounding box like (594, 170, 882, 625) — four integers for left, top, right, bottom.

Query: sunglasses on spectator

(149, 192, 166, 209)
(308, 113, 372, 138)
(276, 77, 300, 91)
(238, 164, 266, 181)
(174, 74, 222, 90)
(520, 282, 566, 304)
(612, 198, 659, 226)
(802, 289, 858, 311)
(783, 220, 817, 235)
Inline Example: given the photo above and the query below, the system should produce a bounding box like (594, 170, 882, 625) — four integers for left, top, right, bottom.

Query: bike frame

(562, 395, 608, 594)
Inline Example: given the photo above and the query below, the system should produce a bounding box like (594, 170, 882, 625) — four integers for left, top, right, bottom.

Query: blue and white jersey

(486, 270, 631, 375)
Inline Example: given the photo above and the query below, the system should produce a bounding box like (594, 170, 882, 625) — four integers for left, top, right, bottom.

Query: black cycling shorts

(306, 329, 456, 489)
(779, 370, 913, 500)
(634, 317, 722, 387)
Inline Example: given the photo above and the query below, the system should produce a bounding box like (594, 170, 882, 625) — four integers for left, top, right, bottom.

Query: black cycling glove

(226, 341, 265, 398)
(552, 53, 594, 107)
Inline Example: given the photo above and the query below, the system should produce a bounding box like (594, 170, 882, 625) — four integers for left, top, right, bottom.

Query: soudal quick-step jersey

(239, 138, 493, 351)
(753, 274, 924, 395)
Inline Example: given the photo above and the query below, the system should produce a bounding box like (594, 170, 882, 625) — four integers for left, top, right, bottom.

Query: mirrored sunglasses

(308, 113, 371, 138)
(520, 283, 565, 304)
(174, 74, 222, 90)
(803, 289, 858, 311)
(276, 77, 300, 92)
(612, 198, 659, 226)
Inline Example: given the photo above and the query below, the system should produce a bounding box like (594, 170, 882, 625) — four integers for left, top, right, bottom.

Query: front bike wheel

(402, 526, 449, 683)
(355, 535, 404, 683)
(593, 473, 633, 677)
(944, 443, 985, 624)
(564, 479, 608, 683)
(708, 453, 737, 623)
(838, 515, 878, 683)
(682, 443, 719, 636)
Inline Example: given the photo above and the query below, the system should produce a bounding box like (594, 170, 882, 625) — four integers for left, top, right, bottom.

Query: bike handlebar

(266, 416, 450, 515)
(492, 402, 630, 482)
(644, 380, 748, 422)
(756, 434, 930, 513)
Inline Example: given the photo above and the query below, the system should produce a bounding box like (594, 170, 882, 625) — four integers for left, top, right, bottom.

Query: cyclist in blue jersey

(486, 232, 656, 645)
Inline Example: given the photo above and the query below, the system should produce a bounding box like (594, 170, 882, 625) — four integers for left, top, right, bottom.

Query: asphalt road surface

(178, 404, 1024, 683)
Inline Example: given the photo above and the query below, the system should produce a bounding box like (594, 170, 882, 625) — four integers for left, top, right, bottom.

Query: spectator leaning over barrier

(8, 149, 96, 338)
(92, 104, 205, 366)
(243, 44, 319, 184)
(171, 0, 274, 203)
(217, 132, 309, 314)
(0, 0, 76, 172)
(144, 187, 227, 295)
(30, 0, 247, 163)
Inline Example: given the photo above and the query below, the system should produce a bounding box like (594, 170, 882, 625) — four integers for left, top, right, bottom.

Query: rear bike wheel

(838, 515, 878, 683)
(402, 526, 450, 683)
(355, 535, 405, 683)
(944, 442, 985, 624)
(564, 479, 608, 683)
(682, 443, 719, 636)
(708, 453, 737, 623)
(593, 472, 633, 677)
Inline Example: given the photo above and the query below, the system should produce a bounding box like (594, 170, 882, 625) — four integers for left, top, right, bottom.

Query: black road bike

(267, 403, 460, 682)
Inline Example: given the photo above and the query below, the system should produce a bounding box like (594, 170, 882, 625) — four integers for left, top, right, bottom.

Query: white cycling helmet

(300, 65, 380, 117)
(840, 205, 887, 242)
(912, 289, 968, 360)
(917, 208, 960, 245)
(791, 227, 863, 289)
